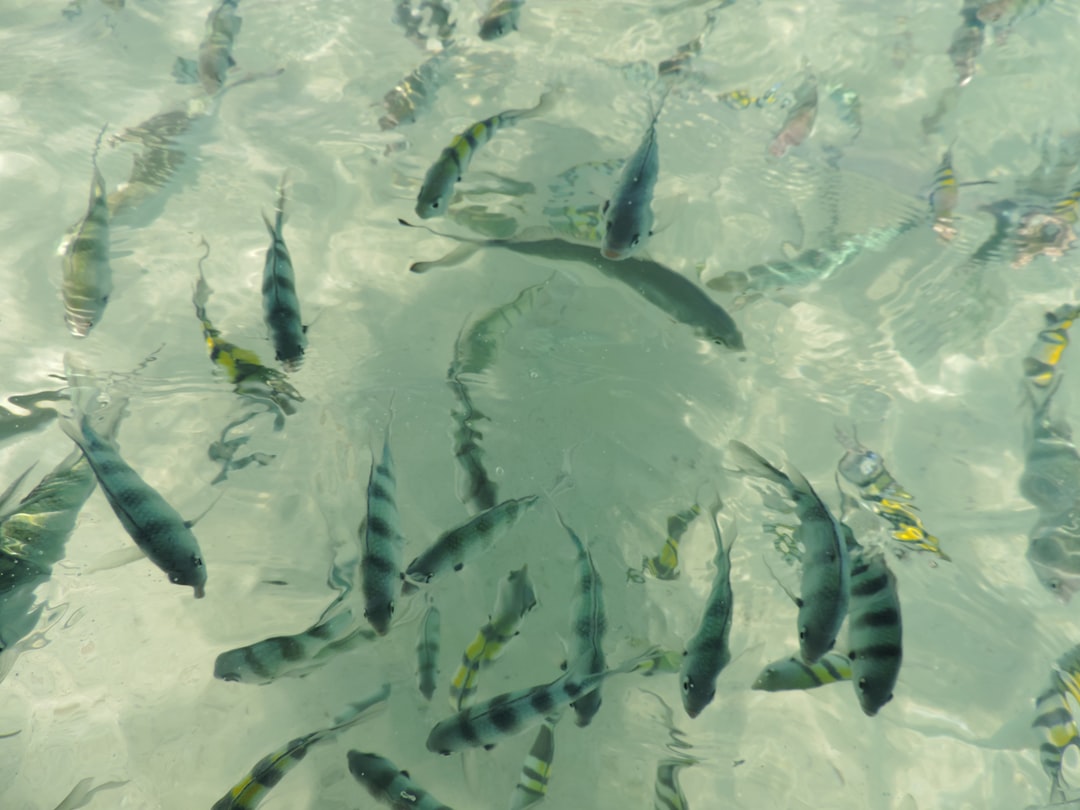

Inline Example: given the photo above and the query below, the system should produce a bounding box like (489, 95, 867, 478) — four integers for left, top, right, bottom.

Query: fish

(448, 564, 538, 710)
(58, 361, 207, 598)
(835, 429, 949, 561)
(60, 126, 112, 338)
(50, 778, 128, 810)
(347, 750, 455, 810)
(213, 607, 377, 684)
(679, 501, 735, 719)
(977, 0, 1050, 28)
(173, 0, 243, 95)
(653, 758, 695, 810)
(554, 509, 608, 727)
(416, 92, 555, 218)
(1032, 685, 1079, 803)
(479, 0, 524, 40)
(447, 390, 497, 515)
(261, 175, 307, 371)
(404, 496, 539, 589)
(657, 4, 727, 84)
(632, 647, 684, 677)
(1026, 506, 1080, 603)
(417, 599, 442, 700)
(193, 241, 303, 418)
(640, 505, 702, 581)
(1022, 305, 1080, 406)
(426, 646, 659, 754)
(400, 222, 744, 350)
(769, 73, 818, 157)
(213, 683, 391, 810)
(751, 650, 853, 692)
(1020, 377, 1080, 518)
(508, 713, 559, 810)
(379, 49, 450, 131)
(600, 89, 670, 261)
(947, 0, 985, 87)
(726, 441, 849, 663)
(845, 542, 903, 716)
(929, 142, 996, 241)
(360, 408, 407, 636)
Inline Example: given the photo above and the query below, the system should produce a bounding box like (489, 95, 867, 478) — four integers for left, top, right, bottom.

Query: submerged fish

(977, 0, 1050, 28)
(653, 758, 695, 810)
(50, 778, 128, 810)
(360, 409, 407, 636)
(751, 650, 852, 692)
(60, 126, 112, 338)
(416, 92, 555, 218)
(638, 504, 702, 581)
(679, 501, 735, 719)
(347, 750, 455, 810)
(479, 0, 524, 40)
(947, 0, 985, 87)
(59, 360, 207, 598)
(769, 73, 818, 157)
(1033, 662, 1080, 804)
(1024, 305, 1080, 411)
(173, 0, 243, 95)
(929, 142, 995, 241)
(845, 540, 903, 716)
(212, 684, 390, 809)
(601, 90, 670, 261)
(448, 564, 537, 710)
(417, 600, 442, 700)
(379, 49, 451, 131)
(261, 175, 307, 370)
(1027, 506, 1080, 603)
(727, 441, 849, 663)
(509, 714, 559, 810)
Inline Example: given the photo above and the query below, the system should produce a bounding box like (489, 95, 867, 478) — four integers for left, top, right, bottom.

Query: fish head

(1027, 534, 1080, 604)
(416, 160, 458, 219)
(168, 551, 207, 598)
(679, 655, 718, 718)
(798, 625, 836, 666)
(364, 600, 395, 636)
(63, 285, 111, 338)
(600, 202, 652, 261)
(213, 648, 266, 684)
(479, 10, 518, 41)
(854, 673, 893, 717)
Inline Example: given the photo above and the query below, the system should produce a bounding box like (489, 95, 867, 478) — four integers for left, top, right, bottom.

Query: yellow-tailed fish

(769, 73, 817, 157)
(426, 646, 659, 754)
(448, 564, 537, 710)
(601, 88, 670, 261)
(751, 650, 852, 691)
(508, 713, 560, 810)
(632, 647, 683, 677)
(727, 441, 849, 664)
(653, 758, 695, 810)
(417, 598, 442, 701)
(479, 0, 524, 40)
(60, 125, 112, 338)
(261, 174, 307, 371)
(416, 92, 555, 218)
(845, 535, 903, 717)
(1033, 684, 1079, 803)
(716, 84, 781, 111)
(639, 505, 702, 581)
(347, 750, 455, 810)
(404, 495, 539, 589)
(929, 142, 995, 241)
(172, 0, 242, 96)
(679, 501, 735, 719)
(361, 406, 406, 635)
(1023, 305, 1080, 404)
(835, 429, 948, 561)
(379, 49, 450, 131)
(213, 683, 390, 810)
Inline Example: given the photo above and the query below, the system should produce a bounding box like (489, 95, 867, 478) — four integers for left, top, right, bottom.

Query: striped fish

(60, 126, 112, 338)
(213, 607, 377, 684)
(555, 510, 607, 727)
(679, 501, 734, 719)
(58, 367, 207, 598)
(928, 142, 995, 241)
(508, 713, 559, 810)
(379, 49, 449, 132)
(479, 0, 524, 40)
(261, 175, 307, 371)
(752, 651, 852, 692)
(1032, 686, 1078, 803)
(845, 537, 903, 717)
(727, 441, 849, 663)
(417, 599, 442, 700)
(640, 505, 701, 581)
(426, 646, 659, 754)
(173, 0, 242, 95)
(347, 751, 455, 810)
(361, 410, 406, 635)
(1027, 506, 1080, 603)
(601, 89, 669, 261)
(1023, 305, 1080, 405)
(835, 429, 948, 561)
(447, 388, 496, 515)
(448, 565, 538, 710)
(653, 758, 695, 810)
(212, 683, 390, 810)
(404, 496, 538, 589)
(416, 92, 555, 218)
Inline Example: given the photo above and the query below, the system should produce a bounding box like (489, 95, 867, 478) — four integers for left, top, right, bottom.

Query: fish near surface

(639, 504, 701, 581)
(479, 0, 524, 40)
(173, 0, 243, 96)
(752, 650, 852, 692)
(769, 74, 818, 157)
(845, 540, 903, 716)
(1022, 304, 1080, 410)
(347, 751, 455, 810)
(261, 176, 307, 370)
(727, 440, 849, 663)
(416, 600, 441, 700)
(61, 126, 112, 337)
(509, 713, 559, 810)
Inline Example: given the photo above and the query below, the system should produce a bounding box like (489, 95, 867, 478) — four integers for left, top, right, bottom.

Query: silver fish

(59, 362, 207, 598)
(1023, 305, 1080, 409)
(173, 0, 242, 95)
(601, 90, 669, 261)
(360, 411, 406, 635)
(347, 751, 455, 810)
(60, 126, 112, 338)
(751, 651, 852, 692)
(417, 599, 442, 700)
(262, 175, 307, 370)
(404, 496, 538, 589)
(479, 0, 524, 40)
(426, 647, 658, 754)
(727, 441, 849, 663)
(509, 713, 559, 810)
(679, 501, 734, 719)
(845, 542, 903, 716)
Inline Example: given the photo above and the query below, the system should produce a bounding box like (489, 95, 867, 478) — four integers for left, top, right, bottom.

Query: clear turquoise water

(2, 0, 1080, 808)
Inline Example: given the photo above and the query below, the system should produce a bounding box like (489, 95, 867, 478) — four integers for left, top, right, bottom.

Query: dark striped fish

(947, 0, 985, 87)
(212, 683, 390, 809)
(416, 92, 555, 218)
(1027, 506, 1080, 603)
(404, 496, 538, 589)
(508, 713, 559, 810)
(261, 175, 307, 371)
(555, 510, 607, 727)
(173, 0, 242, 95)
(361, 410, 406, 635)
(752, 651, 852, 692)
(1032, 685, 1078, 803)
(1019, 377, 1080, 519)
(426, 647, 658, 754)
(479, 0, 524, 40)
(417, 599, 442, 700)
(679, 501, 734, 719)
(653, 758, 695, 810)
(60, 126, 112, 338)
(929, 142, 995, 241)
(347, 751, 455, 810)
(638, 505, 701, 581)
(1023, 305, 1080, 405)
(448, 565, 537, 710)
(845, 539, 903, 717)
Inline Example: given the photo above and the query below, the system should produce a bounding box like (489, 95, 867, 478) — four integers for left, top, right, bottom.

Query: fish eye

(387, 601, 395, 617)
(798, 627, 807, 640)
(630, 234, 640, 247)
(432, 200, 439, 209)
(857, 677, 868, 692)
(682, 676, 693, 694)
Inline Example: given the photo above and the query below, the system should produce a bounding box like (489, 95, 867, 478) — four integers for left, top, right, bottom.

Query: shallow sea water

(3, 0, 1080, 808)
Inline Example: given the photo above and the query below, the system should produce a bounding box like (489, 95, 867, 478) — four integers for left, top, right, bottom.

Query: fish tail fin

(193, 237, 213, 318)
(614, 645, 664, 676)
(60, 354, 106, 446)
(275, 171, 289, 231)
(726, 440, 793, 491)
(510, 87, 561, 124)
(328, 682, 392, 733)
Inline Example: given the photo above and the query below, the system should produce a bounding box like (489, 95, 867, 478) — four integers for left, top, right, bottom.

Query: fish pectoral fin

(184, 490, 224, 528)
(171, 57, 200, 84)
(226, 53, 237, 68)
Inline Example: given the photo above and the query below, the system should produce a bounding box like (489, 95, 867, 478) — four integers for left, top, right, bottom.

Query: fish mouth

(192, 584, 206, 599)
(600, 247, 626, 261)
(64, 314, 93, 337)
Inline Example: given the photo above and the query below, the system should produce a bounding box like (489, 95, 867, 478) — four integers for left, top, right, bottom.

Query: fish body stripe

(510, 720, 557, 810)
(348, 751, 455, 810)
(361, 425, 405, 635)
